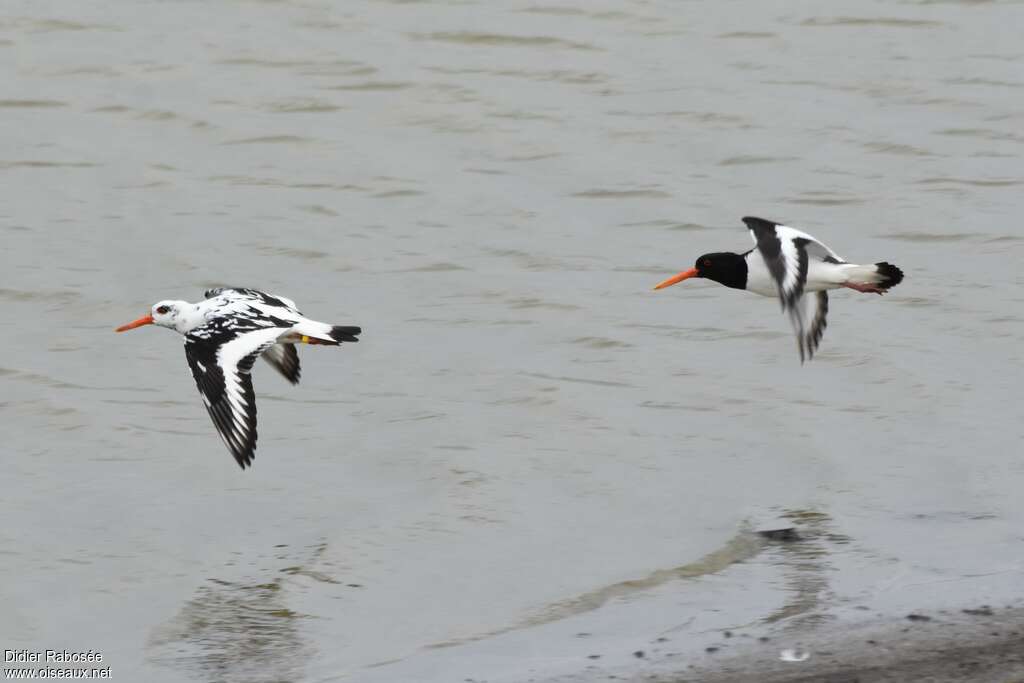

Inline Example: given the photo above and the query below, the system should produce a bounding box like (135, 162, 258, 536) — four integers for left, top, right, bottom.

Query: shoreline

(659, 604, 1024, 683)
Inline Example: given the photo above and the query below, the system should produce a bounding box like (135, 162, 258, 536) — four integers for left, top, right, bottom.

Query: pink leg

(842, 282, 885, 295)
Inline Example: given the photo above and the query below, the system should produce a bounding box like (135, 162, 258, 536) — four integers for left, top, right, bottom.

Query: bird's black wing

(743, 216, 810, 309)
(798, 291, 829, 363)
(261, 343, 301, 385)
(744, 217, 841, 363)
(203, 287, 302, 314)
(184, 325, 283, 469)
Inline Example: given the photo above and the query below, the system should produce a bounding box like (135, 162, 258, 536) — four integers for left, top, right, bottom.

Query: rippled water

(2, 1, 1022, 681)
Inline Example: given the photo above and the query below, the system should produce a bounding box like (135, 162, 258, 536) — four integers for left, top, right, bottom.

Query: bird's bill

(653, 267, 699, 290)
(115, 314, 154, 332)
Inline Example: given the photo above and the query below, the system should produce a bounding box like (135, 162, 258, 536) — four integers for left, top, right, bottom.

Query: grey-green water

(2, 1, 1022, 681)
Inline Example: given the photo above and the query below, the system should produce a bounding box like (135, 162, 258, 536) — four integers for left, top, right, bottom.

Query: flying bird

(115, 287, 361, 468)
(653, 216, 903, 361)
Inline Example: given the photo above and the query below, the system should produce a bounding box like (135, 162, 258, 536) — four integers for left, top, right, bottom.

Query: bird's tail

(294, 320, 362, 345)
(327, 325, 361, 343)
(841, 262, 904, 291)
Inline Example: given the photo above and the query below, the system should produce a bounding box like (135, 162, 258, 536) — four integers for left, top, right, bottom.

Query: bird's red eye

(703, 259, 711, 267)
(156, 305, 169, 315)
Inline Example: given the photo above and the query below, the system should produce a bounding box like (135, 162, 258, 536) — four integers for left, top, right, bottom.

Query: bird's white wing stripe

(788, 291, 830, 363)
(216, 327, 283, 440)
(249, 300, 303, 322)
(777, 233, 804, 299)
(775, 224, 845, 263)
(269, 293, 299, 311)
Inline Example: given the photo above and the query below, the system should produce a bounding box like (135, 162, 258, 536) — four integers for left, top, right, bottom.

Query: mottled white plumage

(116, 287, 361, 468)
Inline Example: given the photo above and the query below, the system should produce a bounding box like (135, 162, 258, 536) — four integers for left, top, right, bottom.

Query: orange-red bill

(653, 267, 699, 290)
(115, 314, 154, 332)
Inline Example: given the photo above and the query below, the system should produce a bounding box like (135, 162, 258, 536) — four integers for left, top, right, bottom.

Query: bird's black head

(694, 252, 747, 289)
(654, 251, 747, 291)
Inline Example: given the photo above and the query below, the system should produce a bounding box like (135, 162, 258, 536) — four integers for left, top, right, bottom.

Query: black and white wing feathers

(792, 291, 829, 362)
(261, 343, 301, 385)
(184, 326, 283, 469)
(744, 216, 844, 304)
(204, 287, 302, 315)
(743, 216, 840, 362)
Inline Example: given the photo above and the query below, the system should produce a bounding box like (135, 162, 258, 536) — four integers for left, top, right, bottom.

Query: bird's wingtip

(742, 216, 780, 230)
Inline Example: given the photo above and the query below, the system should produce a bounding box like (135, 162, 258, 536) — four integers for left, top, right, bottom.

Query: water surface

(1, 1, 1022, 681)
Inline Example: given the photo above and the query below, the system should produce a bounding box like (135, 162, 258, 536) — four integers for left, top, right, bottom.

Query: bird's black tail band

(874, 262, 904, 290)
(329, 325, 361, 343)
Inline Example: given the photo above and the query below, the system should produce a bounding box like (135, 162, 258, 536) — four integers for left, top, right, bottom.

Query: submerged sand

(662, 605, 1024, 683)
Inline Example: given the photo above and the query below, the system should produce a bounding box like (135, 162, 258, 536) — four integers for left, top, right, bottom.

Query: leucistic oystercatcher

(653, 216, 903, 361)
(115, 287, 361, 468)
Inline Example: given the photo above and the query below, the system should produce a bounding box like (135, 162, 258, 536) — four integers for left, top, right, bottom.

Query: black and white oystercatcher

(115, 287, 361, 468)
(653, 217, 903, 361)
